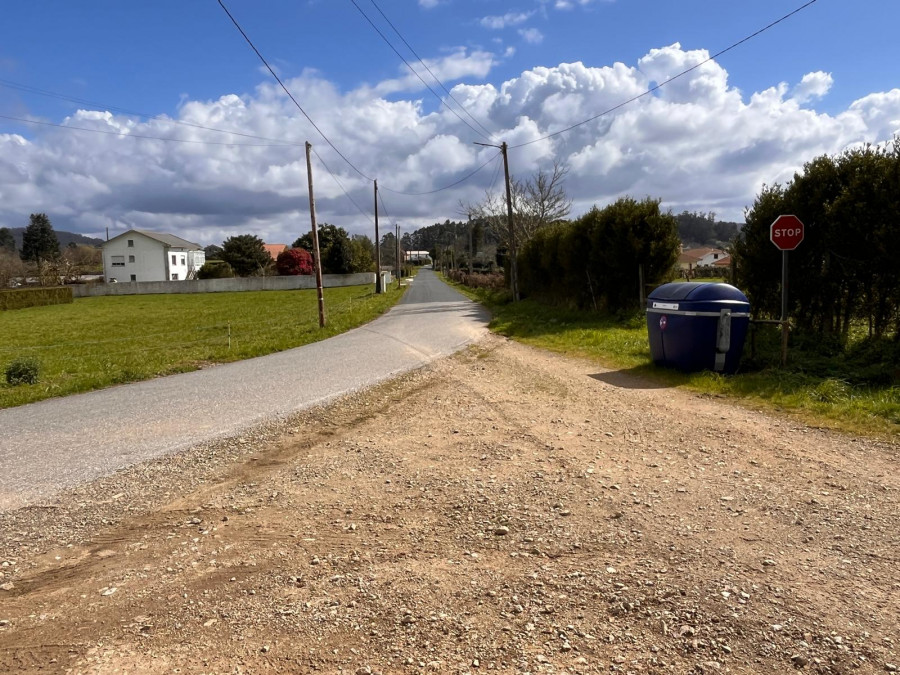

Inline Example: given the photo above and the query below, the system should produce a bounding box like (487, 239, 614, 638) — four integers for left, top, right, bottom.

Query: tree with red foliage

(276, 247, 314, 276)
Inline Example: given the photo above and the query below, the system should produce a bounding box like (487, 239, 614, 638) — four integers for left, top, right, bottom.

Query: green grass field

(0, 284, 406, 409)
(447, 281, 900, 438)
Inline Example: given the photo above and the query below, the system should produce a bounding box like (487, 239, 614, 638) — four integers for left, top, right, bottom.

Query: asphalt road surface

(0, 269, 489, 511)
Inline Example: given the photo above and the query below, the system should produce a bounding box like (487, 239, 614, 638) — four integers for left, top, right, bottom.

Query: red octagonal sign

(770, 214, 805, 251)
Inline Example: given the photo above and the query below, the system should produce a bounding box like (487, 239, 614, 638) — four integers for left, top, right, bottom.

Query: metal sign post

(770, 215, 805, 366)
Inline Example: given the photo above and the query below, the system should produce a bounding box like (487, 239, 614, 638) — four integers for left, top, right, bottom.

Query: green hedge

(0, 286, 74, 311)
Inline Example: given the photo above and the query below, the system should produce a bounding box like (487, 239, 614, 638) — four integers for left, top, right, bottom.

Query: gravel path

(0, 269, 489, 511)
(0, 333, 897, 673)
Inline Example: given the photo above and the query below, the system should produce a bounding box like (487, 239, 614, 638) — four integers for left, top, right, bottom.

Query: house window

(171, 273, 179, 280)
(171, 254, 177, 265)
(127, 239, 134, 247)
(130, 274, 137, 282)
(128, 255, 135, 263)
(111, 255, 125, 267)
(180, 256, 186, 265)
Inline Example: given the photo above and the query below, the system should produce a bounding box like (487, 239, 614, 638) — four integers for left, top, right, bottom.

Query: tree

(204, 244, 224, 260)
(0, 250, 26, 288)
(275, 248, 314, 276)
(294, 224, 353, 274)
(325, 235, 354, 274)
(220, 234, 271, 277)
(349, 235, 375, 273)
(733, 140, 900, 337)
(0, 227, 15, 254)
(518, 197, 679, 312)
(463, 160, 572, 249)
(21, 213, 60, 264)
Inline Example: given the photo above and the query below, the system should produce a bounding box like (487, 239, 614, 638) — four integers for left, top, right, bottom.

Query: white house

(103, 229, 205, 283)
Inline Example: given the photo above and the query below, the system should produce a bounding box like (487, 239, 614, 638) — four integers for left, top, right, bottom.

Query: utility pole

(374, 180, 382, 294)
(395, 223, 401, 285)
(474, 140, 519, 300)
(305, 142, 326, 327)
(468, 216, 473, 275)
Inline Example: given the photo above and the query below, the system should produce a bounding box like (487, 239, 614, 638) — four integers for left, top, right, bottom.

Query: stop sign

(770, 214, 805, 251)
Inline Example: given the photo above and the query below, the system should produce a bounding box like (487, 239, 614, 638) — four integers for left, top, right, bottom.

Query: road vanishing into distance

(0, 269, 490, 511)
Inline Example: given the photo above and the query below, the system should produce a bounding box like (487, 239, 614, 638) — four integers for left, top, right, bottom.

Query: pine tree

(20, 213, 60, 263)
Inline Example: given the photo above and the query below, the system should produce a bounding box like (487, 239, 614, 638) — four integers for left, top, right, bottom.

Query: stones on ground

(493, 526, 509, 536)
(791, 654, 809, 667)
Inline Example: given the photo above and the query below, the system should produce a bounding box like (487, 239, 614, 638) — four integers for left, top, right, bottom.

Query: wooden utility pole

(395, 223, 401, 286)
(305, 142, 326, 327)
(374, 180, 382, 294)
(474, 140, 518, 299)
(468, 216, 473, 275)
(500, 142, 519, 301)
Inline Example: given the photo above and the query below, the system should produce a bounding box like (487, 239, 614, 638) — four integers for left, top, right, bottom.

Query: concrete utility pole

(474, 141, 519, 300)
(305, 142, 326, 327)
(374, 180, 382, 294)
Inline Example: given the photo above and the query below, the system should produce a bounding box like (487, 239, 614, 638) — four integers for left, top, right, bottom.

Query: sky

(1, 0, 898, 247)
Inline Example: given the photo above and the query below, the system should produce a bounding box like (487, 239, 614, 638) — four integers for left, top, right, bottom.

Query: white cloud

(519, 28, 545, 45)
(479, 11, 534, 30)
(418, 0, 440, 8)
(791, 71, 834, 103)
(1, 45, 898, 247)
(370, 48, 495, 96)
(554, 0, 607, 9)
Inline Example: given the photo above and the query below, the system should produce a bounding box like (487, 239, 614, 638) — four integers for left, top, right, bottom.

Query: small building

(103, 229, 205, 283)
(678, 247, 727, 272)
(404, 250, 432, 264)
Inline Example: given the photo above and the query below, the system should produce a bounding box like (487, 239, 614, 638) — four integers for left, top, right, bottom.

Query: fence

(70, 272, 391, 298)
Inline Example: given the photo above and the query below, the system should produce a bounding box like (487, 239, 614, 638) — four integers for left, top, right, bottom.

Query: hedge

(0, 286, 74, 311)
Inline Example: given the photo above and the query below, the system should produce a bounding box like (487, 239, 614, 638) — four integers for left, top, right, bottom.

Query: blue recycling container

(646, 282, 750, 374)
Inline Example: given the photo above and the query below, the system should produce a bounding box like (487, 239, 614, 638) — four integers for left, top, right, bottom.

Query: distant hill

(5, 228, 104, 251)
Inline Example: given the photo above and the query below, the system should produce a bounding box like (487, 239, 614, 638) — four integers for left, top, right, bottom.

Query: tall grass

(0, 285, 405, 409)
(447, 279, 900, 437)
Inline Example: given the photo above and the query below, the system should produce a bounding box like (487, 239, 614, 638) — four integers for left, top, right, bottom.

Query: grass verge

(445, 278, 900, 438)
(0, 284, 406, 409)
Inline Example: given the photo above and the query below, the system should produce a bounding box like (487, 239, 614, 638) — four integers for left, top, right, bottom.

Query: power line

(380, 150, 502, 196)
(311, 147, 375, 225)
(348, 0, 490, 143)
(216, 0, 374, 181)
(361, 0, 496, 142)
(0, 113, 291, 147)
(0, 78, 305, 146)
(511, 0, 820, 149)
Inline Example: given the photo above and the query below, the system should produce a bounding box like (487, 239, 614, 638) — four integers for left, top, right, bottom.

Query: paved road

(0, 269, 489, 511)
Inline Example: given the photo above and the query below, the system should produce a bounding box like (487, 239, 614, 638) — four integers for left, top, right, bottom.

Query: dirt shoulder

(1, 334, 898, 674)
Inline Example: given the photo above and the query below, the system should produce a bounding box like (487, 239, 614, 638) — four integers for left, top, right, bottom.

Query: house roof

(263, 243, 288, 260)
(713, 255, 732, 267)
(106, 229, 202, 250)
(678, 247, 726, 263)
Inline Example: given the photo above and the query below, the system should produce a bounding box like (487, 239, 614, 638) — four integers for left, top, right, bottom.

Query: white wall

(104, 232, 166, 282)
(103, 232, 205, 282)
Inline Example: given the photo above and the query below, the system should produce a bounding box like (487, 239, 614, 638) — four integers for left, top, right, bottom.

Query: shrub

(0, 286, 73, 311)
(197, 261, 234, 279)
(276, 248, 314, 276)
(6, 357, 40, 385)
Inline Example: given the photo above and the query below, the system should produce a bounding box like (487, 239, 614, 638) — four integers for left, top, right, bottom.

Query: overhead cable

(357, 0, 496, 142)
(380, 151, 502, 196)
(311, 147, 375, 225)
(511, 0, 820, 149)
(216, 0, 374, 181)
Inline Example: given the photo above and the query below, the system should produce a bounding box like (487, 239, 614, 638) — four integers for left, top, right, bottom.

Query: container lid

(648, 282, 749, 304)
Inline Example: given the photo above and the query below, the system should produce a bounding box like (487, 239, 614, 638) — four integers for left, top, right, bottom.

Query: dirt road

(1, 335, 898, 674)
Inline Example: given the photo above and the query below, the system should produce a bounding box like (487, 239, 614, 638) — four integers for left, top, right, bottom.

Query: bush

(276, 248, 314, 276)
(0, 286, 73, 311)
(197, 261, 234, 279)
(6, 357, 40, 385)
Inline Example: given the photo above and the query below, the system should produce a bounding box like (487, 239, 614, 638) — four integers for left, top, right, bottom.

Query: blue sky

(1, 0, 898, 245)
